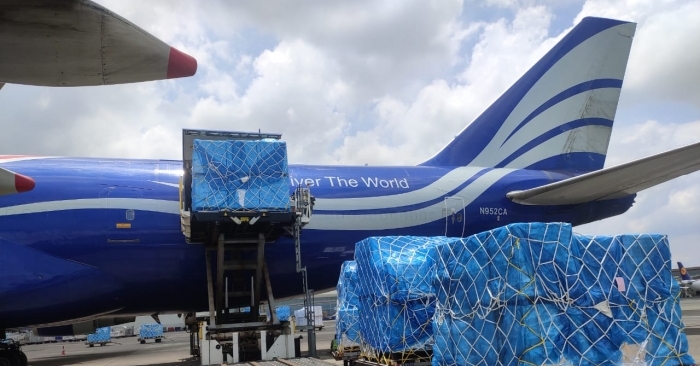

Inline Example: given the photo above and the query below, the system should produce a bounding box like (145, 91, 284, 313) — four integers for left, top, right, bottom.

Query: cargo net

(336, 261, 361, 352)
(191, 139, 290, 212)
(354, 236, 464, 364)
(432, 222, 694, 366)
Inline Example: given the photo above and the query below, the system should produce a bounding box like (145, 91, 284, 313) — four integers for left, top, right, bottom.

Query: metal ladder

(292, 186, 317, 357)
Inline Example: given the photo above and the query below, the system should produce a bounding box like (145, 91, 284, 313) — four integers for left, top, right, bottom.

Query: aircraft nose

(167, 47, 198, 79)
(15, 173, 35, 193)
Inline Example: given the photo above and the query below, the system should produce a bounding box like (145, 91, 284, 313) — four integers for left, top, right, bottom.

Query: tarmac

(21, 326, 343, 366)
(21, 299, 700, 365)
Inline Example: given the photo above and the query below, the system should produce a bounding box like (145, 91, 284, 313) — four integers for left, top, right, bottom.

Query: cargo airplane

(1, 15, 700, 364)
(677, 262, 700, 295)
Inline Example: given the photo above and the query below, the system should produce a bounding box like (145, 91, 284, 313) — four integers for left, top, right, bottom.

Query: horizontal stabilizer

(507, 141, 700, 205)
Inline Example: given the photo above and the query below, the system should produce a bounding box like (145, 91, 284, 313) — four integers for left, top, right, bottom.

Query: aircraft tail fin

(679, 262, 693, 282)
(421, 17, 636, 174)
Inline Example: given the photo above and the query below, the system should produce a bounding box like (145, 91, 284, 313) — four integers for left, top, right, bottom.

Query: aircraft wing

(0, 0, 197, 86)
(507, 141, 700, 205)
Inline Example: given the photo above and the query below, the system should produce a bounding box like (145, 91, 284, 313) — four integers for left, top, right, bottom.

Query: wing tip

(167, 47, 198, 79)
(15, 173, 35, 193)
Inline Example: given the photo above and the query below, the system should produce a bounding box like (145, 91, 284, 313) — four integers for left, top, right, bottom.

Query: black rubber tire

(0, 357, 9, 366)
(155, 338, 161, 343)
(17, 351, 27, 366)
(0, 351, 19, 366)
(140, 340, 145, 344)
(89, 344, 94, 347)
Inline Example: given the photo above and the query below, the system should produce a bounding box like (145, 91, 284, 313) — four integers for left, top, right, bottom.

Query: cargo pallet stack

(178, 129, 314, 365)
(138, 324, 163, 344)
(335, 223, 696, 366)
(85, 327, 111, 347)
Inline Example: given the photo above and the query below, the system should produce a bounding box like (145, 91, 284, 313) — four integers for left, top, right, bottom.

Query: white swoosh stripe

(308, 169, 513, 230)
(312, 166, 484, 211)
(495, 88, 620, 161)
(150, 181, 180, 188)
(504, 125, 611, 169)
(0, 198, 179, 216)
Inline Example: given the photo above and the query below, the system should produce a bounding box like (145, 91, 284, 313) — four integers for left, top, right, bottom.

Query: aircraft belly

(0, 237, 124, 328)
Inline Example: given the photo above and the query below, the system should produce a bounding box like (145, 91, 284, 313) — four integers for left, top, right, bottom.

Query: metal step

(227, 291, 251, 298)
(223, 261, 258, 270)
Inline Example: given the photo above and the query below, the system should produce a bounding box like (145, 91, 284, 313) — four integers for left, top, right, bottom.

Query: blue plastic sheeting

(354, 236, 463, 356)
(431, 223, 694, 366)
(87, 327, 111, 343)
(139, 323, 163, 339)
(572, 234, 694, 366)
(191, 139, 290, 212)
(336, 261, 361, 346)
(276, 306, 291, 322)
(646, 286, 694, 365)
(433, 223, 574, 365)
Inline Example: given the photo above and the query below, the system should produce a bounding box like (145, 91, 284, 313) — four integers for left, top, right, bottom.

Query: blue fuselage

(0, 157, 635, 328)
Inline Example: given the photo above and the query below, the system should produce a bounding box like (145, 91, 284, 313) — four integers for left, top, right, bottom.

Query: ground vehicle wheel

(0, 357, 9, 366)
(0, 351, 19, 366)
(17, 352, 27, 366)
(89, 344, 94, 347)
(140, 340, 145, 344)
(155, 338, 161, 343)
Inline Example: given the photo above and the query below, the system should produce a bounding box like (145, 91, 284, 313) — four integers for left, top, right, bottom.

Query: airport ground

(21, 325, 342, 366)
(22, 298, 700, 366)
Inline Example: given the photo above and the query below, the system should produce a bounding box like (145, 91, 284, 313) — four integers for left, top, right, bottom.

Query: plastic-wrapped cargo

(191, 139, 290, 212)
(433, 223, 575, 365)
(336, 261, 361, 348)
(354, 236, 464, 360)
(431, 223, 695, 366)
(572, 233, 694, 366)
(139, 323, 163, 340)
(294, 306, 324, 328)
(276, 306, 291, 322)
(86, 327, 111, 345)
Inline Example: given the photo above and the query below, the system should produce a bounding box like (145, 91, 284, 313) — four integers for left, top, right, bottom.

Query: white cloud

(577, 0, 700, 107)
(332, 6, 556, 165)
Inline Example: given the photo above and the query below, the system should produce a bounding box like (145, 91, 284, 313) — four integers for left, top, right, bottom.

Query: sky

(2, 0, 700, 263)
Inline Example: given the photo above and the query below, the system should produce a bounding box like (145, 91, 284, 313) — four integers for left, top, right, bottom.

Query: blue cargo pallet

(191, 139, 291, 213)
(86, 327, 111, 347)
(138, 323, 164, 344)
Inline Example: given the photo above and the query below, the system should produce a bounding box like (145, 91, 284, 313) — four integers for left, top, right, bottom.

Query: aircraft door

(101, 186, 143, 244)
(443, 196, 465, 237)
